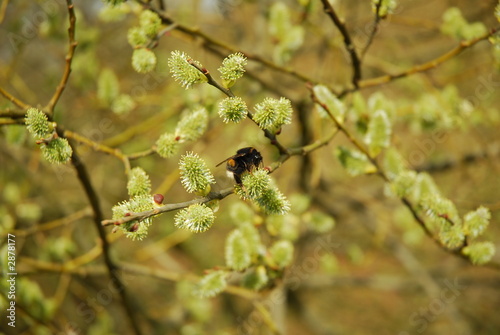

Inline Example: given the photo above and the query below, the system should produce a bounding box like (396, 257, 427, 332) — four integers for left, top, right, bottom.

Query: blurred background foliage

(1, 0, 500, 334)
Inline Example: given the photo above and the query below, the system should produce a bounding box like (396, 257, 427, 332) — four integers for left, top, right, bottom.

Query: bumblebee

(216, 147, 263, 184)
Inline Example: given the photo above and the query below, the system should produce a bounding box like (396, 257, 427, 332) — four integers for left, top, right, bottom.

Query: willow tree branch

(188, 60, 290, 156)
(136, 0, 317, 85)
(360, 0, 383, 59)
(340, 26, 500, 96)
(46, 0, 77, 115)
(0, 108, 27, 118)
(307, 85, 476, 262)
(102, 187, 234, 226)
(62, 129, 131, 173)
(64, 139, 143, 335)
(0, 87, 30, 110)
(319, 0, 362, 87)
(102, 125, 339, 227)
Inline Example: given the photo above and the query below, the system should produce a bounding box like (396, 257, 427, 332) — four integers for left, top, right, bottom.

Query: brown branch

(63, 137, 143, 335)
(307, 85, 485, 264)
(319, 0, 362, 87)
(102, 187, 234, 227)
(102, 125, 339, 227)
(0, 0, 9, 24)
(360, 0, 383, 59)
(63, 129, 131, 173)
(46, 0, 77, 114)
(414, 148, 499, 173)
(0, 108, 27, 118)
(188, 60, 290, 156)
(136, 0, 317, 85)
(340, 26, 500, 96)
(0, 87, 30, 110)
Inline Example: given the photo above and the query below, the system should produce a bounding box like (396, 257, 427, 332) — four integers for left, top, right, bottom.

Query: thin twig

(0, 108, 27, 118)
(0, 87, 30, 109)
(307, 85, 479, 262)
(136, 0, 317, 85)
(127, 148, 156, 160)
(63, 129, 131, 173)
(360, 0, 383, 59)
(0, 0, 9, 23)
(64, 138, 143, 335)
(340, 26, 500, 96)
(46, 0, 77, 114)
(188, 60, 290, 156)
(319, 0, 362, 87)
(101, 187, 234, 226)
(103, 124, 340, 227)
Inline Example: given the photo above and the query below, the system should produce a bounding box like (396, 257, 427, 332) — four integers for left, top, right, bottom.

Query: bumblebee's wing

(216, 152, 247, 167)
(216, 157, 231, 167)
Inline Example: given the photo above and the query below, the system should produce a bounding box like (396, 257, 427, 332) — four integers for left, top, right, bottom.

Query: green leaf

(438, 224, 465, 249)
(229, 202, 255, 225)
(41, 138, 73, 164)
(412, 172, 441, 204)
(306, 210, 335, 233)
(313, 85, 345, 123)
(255, 188, 291, 215)
(240, 169, 271, 199)
(225, 229, 252, 271)
(373, 0, 398, 17)
(111, 94, 136, 115)
(243, 265, 268, 291)
(218, 96, 248, 123)
(193, 271, 227, 298)
(288, 193, 311, 215)
(421, 195, 461, 226)
(269, 240, 294, 268)
(112, 194, 155, 240)
(25, 108, 50, 138)
(266, 214, 299, 241)
(168, 50, 207, 89)
(174, 203, 215, 233)
(218, 52, 247, 87)
(239, 222, 263, 257)
(463, 206, 491, 238)
(175, 108, 208, 142)
(127, 26, 149, 48)
(269, 2, 292, 40)
(383, 147, 408, 180)
(132, 48, 157, 74)
(155, 133, 180, 158)
(238, 170, 291, 215)
(97, 68, 120, 106)
(127, 167, 151, 197)
(138, 10, 161, 37)
(389, 170, 417, 198)
(179, 152, 215, 194)
(253, 97, 293, 132)
(441, 7, 487, 40)
(365, 109, 391, 156)
(335, 146, 376, 176)
(462, 242, 495, 265)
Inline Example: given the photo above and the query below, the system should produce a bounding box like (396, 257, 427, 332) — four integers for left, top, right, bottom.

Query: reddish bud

(175, 135, 181, 141)
(124, 212, 131, 217)
(129, 223, 139, 232)
(154, 193, 164, 205)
